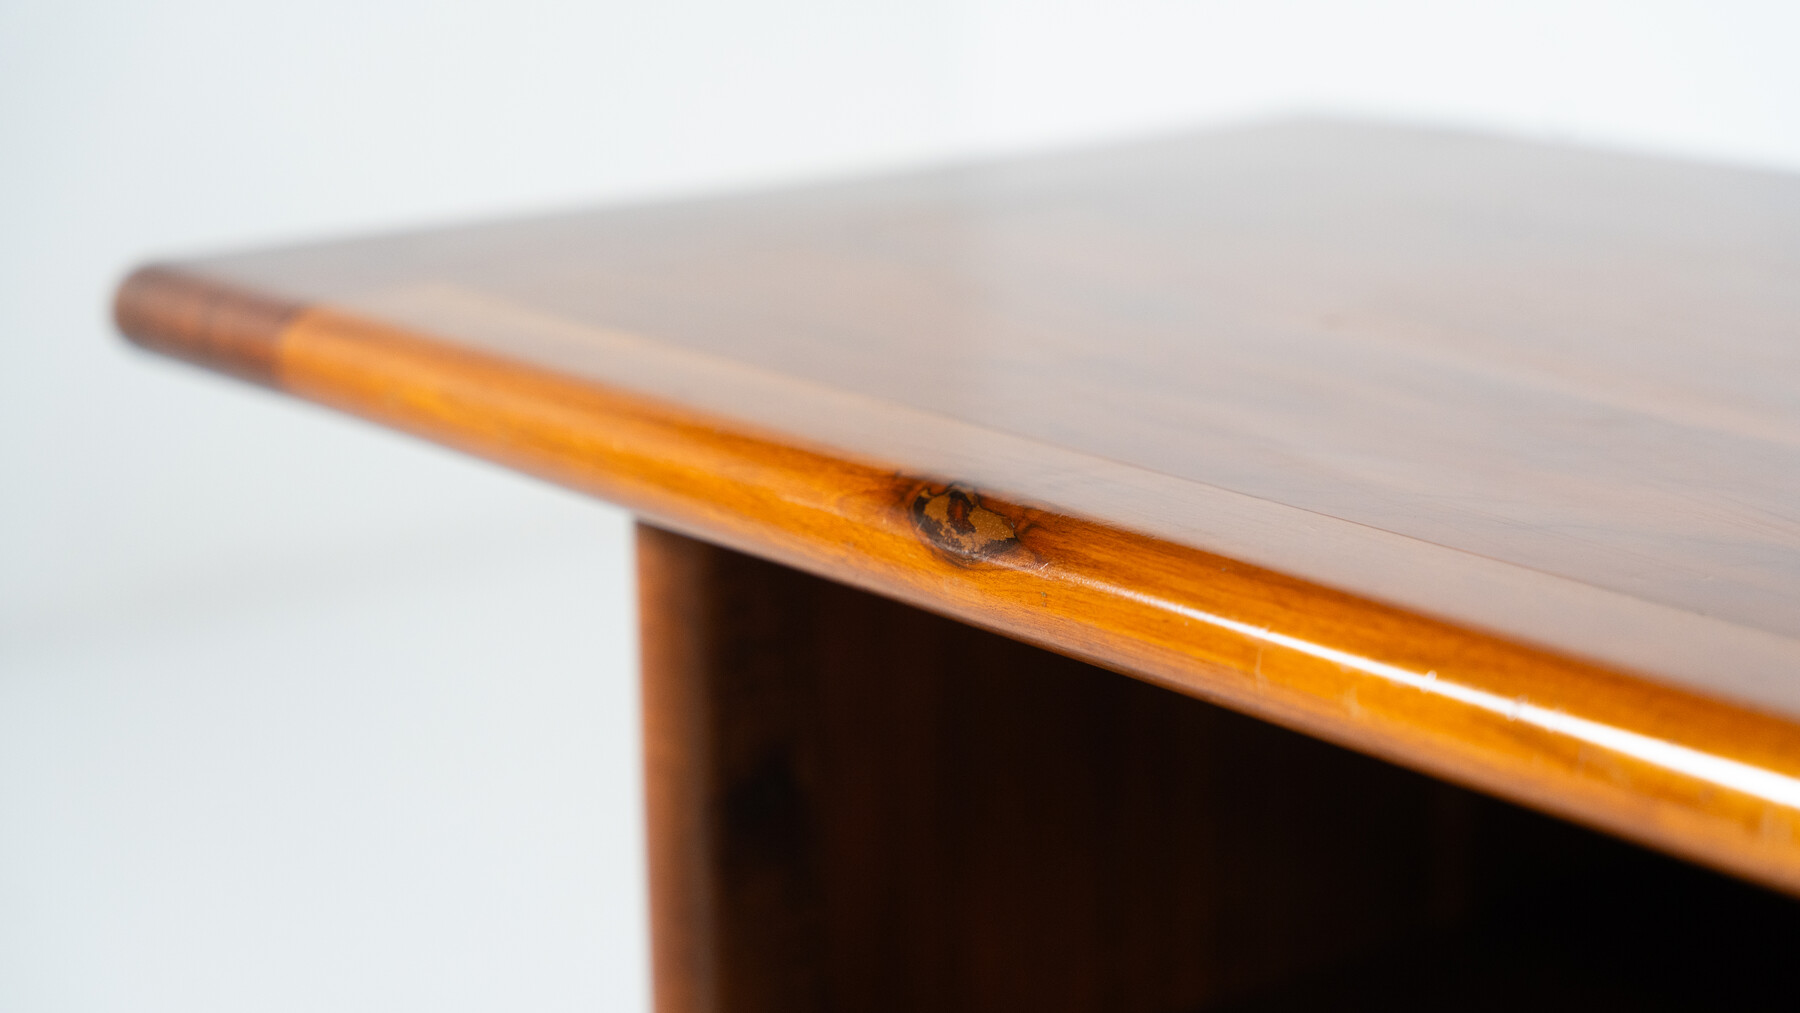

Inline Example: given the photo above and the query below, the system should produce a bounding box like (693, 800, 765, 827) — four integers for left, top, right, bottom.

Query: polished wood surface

(115, 119, 1800, 893)
(638, 525, 1800, 1012)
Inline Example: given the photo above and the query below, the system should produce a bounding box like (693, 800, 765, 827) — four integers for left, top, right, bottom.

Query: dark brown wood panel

(637, 523, 1478, 1013)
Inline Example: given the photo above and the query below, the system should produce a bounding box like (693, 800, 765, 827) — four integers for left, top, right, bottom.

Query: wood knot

(909, 484, 1021, 565)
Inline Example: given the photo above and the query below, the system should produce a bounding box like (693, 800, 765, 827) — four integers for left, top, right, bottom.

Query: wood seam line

(114, 265, 303, 387)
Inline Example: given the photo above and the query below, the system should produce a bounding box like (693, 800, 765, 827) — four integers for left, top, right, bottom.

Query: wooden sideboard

(117, 119, 1800, 1009)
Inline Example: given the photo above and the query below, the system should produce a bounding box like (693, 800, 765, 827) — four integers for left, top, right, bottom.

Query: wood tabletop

(117, 119, 1800, 894)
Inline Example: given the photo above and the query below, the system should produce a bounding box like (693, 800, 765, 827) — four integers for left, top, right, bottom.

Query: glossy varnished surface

(116, 120, 1800, 892)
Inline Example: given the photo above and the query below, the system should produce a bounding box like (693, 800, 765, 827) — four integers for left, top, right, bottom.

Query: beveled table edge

(117, 263, 1800, 897)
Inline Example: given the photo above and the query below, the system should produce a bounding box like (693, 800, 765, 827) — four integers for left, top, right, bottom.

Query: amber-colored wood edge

(115, 263, 1800, 897)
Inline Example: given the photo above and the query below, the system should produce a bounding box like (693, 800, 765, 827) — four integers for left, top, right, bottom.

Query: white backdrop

(4, 2, 1799, 1010)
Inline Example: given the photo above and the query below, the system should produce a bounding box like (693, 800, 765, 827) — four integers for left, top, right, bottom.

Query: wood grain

(114, 120, 1800, 895)
(160, 120, 1800, 676)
